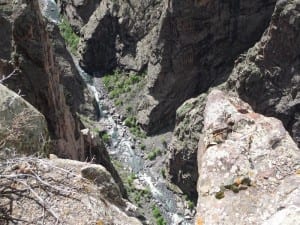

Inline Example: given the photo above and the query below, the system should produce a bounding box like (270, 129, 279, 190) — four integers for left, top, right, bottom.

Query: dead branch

(0, 69, 18, 84)
(0, 156, 82, 225)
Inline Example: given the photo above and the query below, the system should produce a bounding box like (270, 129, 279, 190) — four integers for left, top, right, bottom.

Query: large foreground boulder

(195, 90, 300, 225)
(0, 84, 49, 155)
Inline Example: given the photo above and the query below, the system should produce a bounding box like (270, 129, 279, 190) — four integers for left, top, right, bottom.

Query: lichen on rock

(195, 89, 300, 225)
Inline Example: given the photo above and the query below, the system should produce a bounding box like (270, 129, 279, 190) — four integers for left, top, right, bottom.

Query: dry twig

(0, 69, 18, 84)
(0, 157, 81, 225)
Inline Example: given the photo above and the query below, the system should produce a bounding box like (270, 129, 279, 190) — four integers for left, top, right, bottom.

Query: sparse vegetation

(123, 173, 152, 206)
(123, 116, 146, 138)
(102, 70, 147, 139)
(103, 70, 143, 99)
(147, 148, 162, 160)
(152, 206, 167, 225)
(161, 168, 166, 179)
(59, 17, 79, 54)
(140, 143, 146, 150)
(161, 138, 167, 148)
(183, 194, 195, 209)
(100, 132, 111, 144)
(126, 173, 137, 188)
(115, 99, 123, 106)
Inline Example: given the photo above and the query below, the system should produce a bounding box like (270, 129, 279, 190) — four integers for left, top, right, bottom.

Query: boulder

(81, 164, 123, 205)
(0, 84, 49, 155)
(195, 89, 300, 225)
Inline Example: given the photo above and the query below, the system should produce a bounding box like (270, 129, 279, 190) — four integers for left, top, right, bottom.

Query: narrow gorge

(0, 0, 299, 225)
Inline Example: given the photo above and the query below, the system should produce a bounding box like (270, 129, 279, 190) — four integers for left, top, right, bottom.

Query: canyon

(0, 0, 299, 225)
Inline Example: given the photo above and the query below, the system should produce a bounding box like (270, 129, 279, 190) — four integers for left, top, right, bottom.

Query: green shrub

(183, 194, 195, 209)
(140, 143, 146, 150)
(152, 206, 167, 225)
(187, 200, 195, 209)
(58, 18, 79, 54)
(103, 71, 145, 100)
(126, 106, 133, 113)
(115, 99, 123, 106)
(147, 148, 162, 160)
(161, 168, 166, 179)
(161, 138, 167, 148)
(124, 116, 136, 128)
(127, 173, 136, 187)
(101, 133, 111, 144)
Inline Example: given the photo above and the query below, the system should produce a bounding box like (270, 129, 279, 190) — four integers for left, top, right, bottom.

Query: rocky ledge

(0, 155, 141, 225)
(195, 89, 300, 225)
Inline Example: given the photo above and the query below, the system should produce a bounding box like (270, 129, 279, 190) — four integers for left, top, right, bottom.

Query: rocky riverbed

(76, 63, 196, 225)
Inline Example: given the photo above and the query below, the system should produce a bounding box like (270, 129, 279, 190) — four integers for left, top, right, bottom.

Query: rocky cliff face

(69, 0, 277, 133)
(168, 0, 300, 201)
(195, 89, 300, 225)
(0, 0, 125, 196)
(167, 93, 207, 199)
(77, 0, 164, 75)
(2, 0, 85, 159)
(228, 0, 300, 147)
(139, 0, 277, 133)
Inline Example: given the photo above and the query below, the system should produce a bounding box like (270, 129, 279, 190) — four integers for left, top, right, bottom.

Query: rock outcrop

(1, 0, 85, 160)
(168, 0, 300, 200)
(57, 0, 101, 32)
(195, 89, 300, 225)
(167, 93, 207, 199)
(77, 0, 164, 75)
(71, 0, 277, 133)
(0, 84, 49, 156)
(228, 0, 300, 146)
(0, 155, 142, 225)
(0, 0, 126, 197)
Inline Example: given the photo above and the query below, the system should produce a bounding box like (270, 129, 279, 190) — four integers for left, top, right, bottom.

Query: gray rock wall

(228, 0, 300, 147)
(139, 0, 277, 133)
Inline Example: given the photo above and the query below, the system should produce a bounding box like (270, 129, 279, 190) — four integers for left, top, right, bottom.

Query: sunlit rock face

(195, 89, 300, 225)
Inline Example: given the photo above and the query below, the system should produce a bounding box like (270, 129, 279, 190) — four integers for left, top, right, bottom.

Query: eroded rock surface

(228, 0, 300, 147)
(77, 0, 164, 75)
(195, 89, 300, 225)
(0, 84, 49, 155)
(0, 156, 142, 225)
